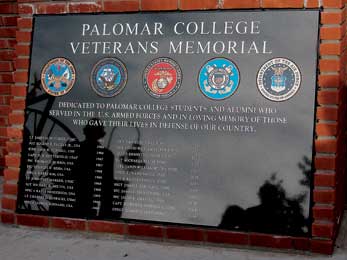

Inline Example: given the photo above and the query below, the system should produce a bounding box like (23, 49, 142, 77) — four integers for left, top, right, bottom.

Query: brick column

(311, 0, 347, 254)
(0, 1, 17, 176)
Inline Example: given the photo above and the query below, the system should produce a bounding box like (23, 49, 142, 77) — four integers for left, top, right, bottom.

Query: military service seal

(143, 57, 182, 99)
(257, 58, 301, 102)
(90, 58, 127, 97)
(41, 57, 76, 96)
(198, 58, 240, 100)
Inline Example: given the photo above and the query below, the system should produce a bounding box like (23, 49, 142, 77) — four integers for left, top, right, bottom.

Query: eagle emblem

(257, 58, 301, 102)
(143, 57, 182, 99)
(41, 57, 76, 96)
(90, 58, 127, 97)
(198, 58, 240, 100)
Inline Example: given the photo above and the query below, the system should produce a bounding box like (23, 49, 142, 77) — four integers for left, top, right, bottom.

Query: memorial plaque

(17, 11, 319, 237)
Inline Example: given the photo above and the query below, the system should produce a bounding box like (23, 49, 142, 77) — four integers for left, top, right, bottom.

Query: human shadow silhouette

(71, 118, 116, 218)
(38, 118, 135, 219)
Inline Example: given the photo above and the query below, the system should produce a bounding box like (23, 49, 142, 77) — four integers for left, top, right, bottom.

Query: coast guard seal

(198, 58, 240, 100)
(41, 57, 76, 96)
(257, 58, 301, 102)
(143, 57, 182, 99)
(90, 58, 127, 97)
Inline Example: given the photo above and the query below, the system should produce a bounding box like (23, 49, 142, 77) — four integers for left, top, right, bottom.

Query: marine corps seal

(90, 58, 127, 97)
(41, 57, 76, 96)
(143, 57, 182, 99)
(257, 58, 301, 102)
(198, 58, 240, 100)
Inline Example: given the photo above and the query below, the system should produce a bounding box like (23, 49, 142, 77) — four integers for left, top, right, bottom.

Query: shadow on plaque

(51, 118, 146, 220)
(45, 118, 129, 219)
(219, 157, 312, 236)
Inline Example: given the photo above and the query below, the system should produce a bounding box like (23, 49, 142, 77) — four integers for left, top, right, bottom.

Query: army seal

(41, 57, 76, 96)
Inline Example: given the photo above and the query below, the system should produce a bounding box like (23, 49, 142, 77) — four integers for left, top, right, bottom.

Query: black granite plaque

(17, 10, 319, 236)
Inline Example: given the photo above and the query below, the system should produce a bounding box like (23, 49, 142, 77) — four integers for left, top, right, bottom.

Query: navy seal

(90, 57, 127, 97)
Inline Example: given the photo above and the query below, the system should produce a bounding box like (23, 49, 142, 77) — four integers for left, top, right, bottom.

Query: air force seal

(143, 57, 182, 99)
(257, 58, 301, 102)
(90, 58, 127, 97)
(41, 57, 76, 96)
(198, 58, 240, 100)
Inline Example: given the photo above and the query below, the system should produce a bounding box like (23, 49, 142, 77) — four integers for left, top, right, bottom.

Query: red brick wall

(0, 1, 17, 176)
(1, 0, 347, 255)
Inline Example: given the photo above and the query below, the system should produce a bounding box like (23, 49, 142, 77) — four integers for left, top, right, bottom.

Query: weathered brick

(314, 172, 336, 187)
(180, 0, 218, 10)
(323, 0, 344, 8)
(9, 113, 24, 125)
(15, 58, 29, 70)
(262, 0, 304, 8)
(320, 43, 342, 55)
(313, 189, 336, 203)
(15, 45, 30, 56)
(2, 197, 16, 210)
(68, 2, 101, 13)
(319, 59, 341, 72)
(320, 26, 344, 40)
(0, 28, 16, 38)
(103, 0, 139, 12)
(311, 239, 334, 254)
(51, 218, 86, 230)
(206, 230, 249, 245)
(317, 90, 339, 105)
(167, 227, 204, 241)
(17, 17, 32, 29)
(1, 212, 15, 224)
(18, 4, 34, 14)
(6, 141, 21, 153)
(0, 3, 17, 14)
(321, 10, 345, 25)
(7, 127, 22, 139)
(313, 205, 335, 221)
(3, 168, 19, 181)
(14, 71, 28, 83)
(17, 214, 49, 228)
(315, 139, 337, 153)
(315, 156, 336, 170)
(3, 183, 18, 195)
(128, 224, 164, 238)
(221, 0, 260, 8)
(36, 3, 66, 14)
(5, 154, 20, 167)
(16, 31, 32, 43)
(316, 122, 338, 136)
(11, 86, 27, 97)
(250, 233, 292, 249)
(10, 99, 25, 110)
(141, 0, 177, 10)
(89, 221, 125, 234)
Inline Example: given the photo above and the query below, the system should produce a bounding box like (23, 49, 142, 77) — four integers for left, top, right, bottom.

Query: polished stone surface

(19, 11, 319, 235)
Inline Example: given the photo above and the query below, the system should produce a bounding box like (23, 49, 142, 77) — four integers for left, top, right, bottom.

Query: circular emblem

(198, 58, 240, 100)
(143, 57, 182, 99)
(257, 58, 301, 102)
(41, 57, 76, 96)
(90, 58, 127, 97)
